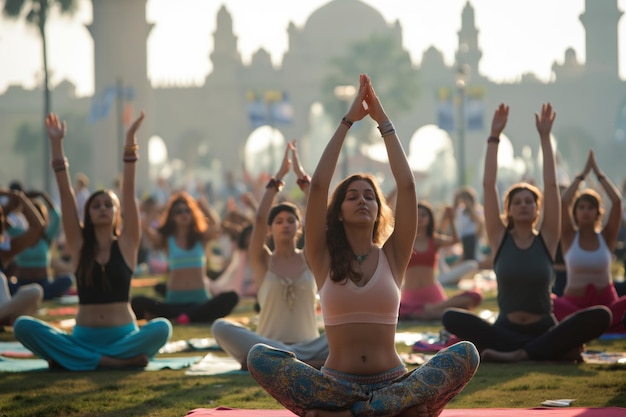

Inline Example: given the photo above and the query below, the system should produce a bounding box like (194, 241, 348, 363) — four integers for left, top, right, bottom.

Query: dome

(301, 0, 390, 49)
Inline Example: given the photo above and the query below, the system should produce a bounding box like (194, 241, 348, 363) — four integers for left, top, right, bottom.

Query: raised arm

(30, 190, 61, 241)
(435, 206, 460, 248)
(589, 150, 623, 251)
(196, 188, 223, 243)
(365, 77, 416, 283)
(0, 190, 45, 261)
(117, 112, 144, 269)
(305, 74, 369, 281)
(535, 103, 560, 256)
(248, 143, 291, 286)
(46, 113, 82, 254)
(290, 140, 310, 200)
(482, 104, 509, 250)
(561, 152, 592, 249)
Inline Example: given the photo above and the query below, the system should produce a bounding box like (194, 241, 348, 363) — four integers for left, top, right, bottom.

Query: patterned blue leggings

(247, 341, 479, 417)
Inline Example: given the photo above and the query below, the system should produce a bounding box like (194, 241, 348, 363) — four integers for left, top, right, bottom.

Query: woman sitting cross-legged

(212, 140, 328, 370)
(13, 112, 172, 370)
(131, 191, 239, 324)
(553, 149, 626, 332)
(399, 202, 481, 321)
(247, 74, 479, 417)
(442, 103, 611, 363)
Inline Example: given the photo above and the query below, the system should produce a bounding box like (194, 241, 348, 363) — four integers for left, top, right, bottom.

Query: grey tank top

(494, 232, 553, 316)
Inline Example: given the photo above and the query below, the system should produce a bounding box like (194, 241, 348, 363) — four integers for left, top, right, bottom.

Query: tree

(12, 112, 93, 189)
(321, 34, 420, 131)
(3, 0, 78, 192)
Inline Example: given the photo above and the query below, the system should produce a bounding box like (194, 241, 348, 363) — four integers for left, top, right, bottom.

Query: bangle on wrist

(51, 157, 69, 172)
(487, 136, 500, 144)
(597, 174, 605, 181)
(576, 175, 584, 181)
(341, 117, 353, 128)
(377, 120, 395, 138)
(266, 177, 284, 192)
(296, 175, 310, 191)
(123, 156, 139, 163)
(124, 144, 139, 153)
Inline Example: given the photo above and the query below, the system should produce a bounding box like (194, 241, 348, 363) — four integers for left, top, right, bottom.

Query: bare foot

(305, 409, 352, 417)
(99, 354, 150, 369)
(481, 348, 528, 363)
(397, 404, 428, 417)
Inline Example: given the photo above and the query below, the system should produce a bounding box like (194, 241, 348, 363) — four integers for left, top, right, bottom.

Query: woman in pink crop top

(212, 140, 328, 370)
(132, 191, 238, 324)
(13, 112, 172, 370)
(399, 202, 482, 321)
(247, 74, 479, 417)
(553, 150, 626, 332)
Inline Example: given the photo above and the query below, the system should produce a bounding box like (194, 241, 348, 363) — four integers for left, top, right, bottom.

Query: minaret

(579, 0, 622, 79)
(88, 0, 154, 192)
(456, 1, 482, 76)
(208, 6, 242, 83)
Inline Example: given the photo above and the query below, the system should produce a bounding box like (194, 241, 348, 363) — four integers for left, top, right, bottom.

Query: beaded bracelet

(341, 117, 353, 128)
(51, 157, 69, 172)
(487, 136, 500, 144)
(124, 144, 139, 153)
(296, 175, 310, 191)
(266, 177, 284, 192)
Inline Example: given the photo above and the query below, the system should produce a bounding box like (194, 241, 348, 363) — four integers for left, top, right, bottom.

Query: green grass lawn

(1, 281, 625, 417)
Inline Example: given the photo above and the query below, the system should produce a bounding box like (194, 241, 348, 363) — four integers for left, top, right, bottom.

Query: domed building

(0, 0, 624, 199)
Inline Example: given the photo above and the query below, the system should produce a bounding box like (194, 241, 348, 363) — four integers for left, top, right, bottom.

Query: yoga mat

(582, 351, 626, 364)
(185, 407, 626, 417)
(0, 355, 203, 372)
(160, 338, 222, 354)
(0, 341, 34, 358)
(185, 353, 247, 376)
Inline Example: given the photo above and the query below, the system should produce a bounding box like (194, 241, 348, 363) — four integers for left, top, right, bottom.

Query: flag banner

(436, 87, 454, 132)
(246, 90, 293, 128)
(88, 85, 116, 123)
(466, 86, 485, 131)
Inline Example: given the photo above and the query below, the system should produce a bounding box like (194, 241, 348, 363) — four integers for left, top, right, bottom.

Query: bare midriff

(76, 302, 136, 327)
(167, 267, 206, 291)
(324, 323, 402, 375)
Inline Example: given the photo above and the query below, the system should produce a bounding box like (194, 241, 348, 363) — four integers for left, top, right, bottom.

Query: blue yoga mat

(0, 355, 203, 372)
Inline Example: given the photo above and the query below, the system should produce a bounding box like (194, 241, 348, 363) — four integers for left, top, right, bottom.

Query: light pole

(456, 64, 469, 187)
(334, 85, 356, 179)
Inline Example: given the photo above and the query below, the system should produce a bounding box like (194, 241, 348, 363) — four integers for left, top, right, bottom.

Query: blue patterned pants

(247, 341, 479, 417)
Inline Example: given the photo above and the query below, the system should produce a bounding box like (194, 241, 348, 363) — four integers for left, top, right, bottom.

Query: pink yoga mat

(186, 407, 626, 417)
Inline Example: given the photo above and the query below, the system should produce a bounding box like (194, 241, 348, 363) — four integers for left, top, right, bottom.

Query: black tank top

(78, 240, 132, 305)
(494, 232, 553, 316)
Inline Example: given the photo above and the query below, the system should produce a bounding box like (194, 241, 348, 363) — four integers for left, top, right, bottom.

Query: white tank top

(255, 253, 319, 344)
(564, 232, 612, 291)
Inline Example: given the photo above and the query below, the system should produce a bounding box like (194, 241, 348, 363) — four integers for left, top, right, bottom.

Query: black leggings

(131, 291, 239, 323)
(442, 306, 611, 360)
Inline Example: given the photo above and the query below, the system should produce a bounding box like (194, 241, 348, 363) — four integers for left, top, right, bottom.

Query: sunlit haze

(1, 0, 625, 96)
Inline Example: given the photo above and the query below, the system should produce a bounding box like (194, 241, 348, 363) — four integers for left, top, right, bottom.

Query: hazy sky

(1, 0, 625, 96)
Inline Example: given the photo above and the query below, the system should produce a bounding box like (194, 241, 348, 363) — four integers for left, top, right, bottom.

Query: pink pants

(553, 283, 626, 333)
(399, 282, 481, 318)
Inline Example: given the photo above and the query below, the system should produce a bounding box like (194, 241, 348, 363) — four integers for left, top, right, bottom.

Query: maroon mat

(186, 406, 626, 417)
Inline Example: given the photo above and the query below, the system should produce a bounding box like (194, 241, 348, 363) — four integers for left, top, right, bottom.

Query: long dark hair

(418, 202, 435, 237)
(157, 192, 207, 249)
(326, 174, 393, 283)
(76, 190, 121, 288)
